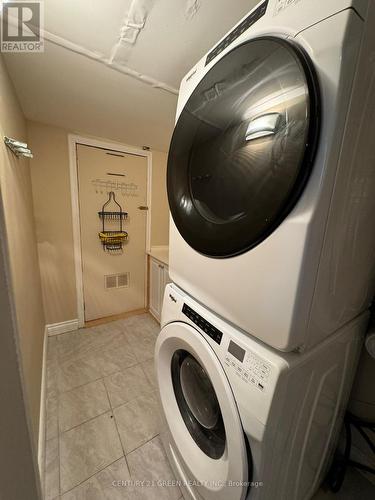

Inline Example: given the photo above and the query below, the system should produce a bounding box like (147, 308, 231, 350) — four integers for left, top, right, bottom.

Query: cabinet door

(149, 258, 161, 320)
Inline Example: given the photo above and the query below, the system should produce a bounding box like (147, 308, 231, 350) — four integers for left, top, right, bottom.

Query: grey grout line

(56, 355, 147, 400)
(56, 356, 140, 395)
(57, 375, 104, 396)
(139, 360, 157, 388)
(54, 338, 61, 498)
(59, 455, 125, 497)
(44, 335, 61, 498)
(57, 405, 61, 498)
(111, 386, 158, 413)
(57, 397, 125, 496)
(58, 433, 169, 498)
(102, 366, 162, 471)
(125, 432, 161, 457)
(46, 316, 161, 498)
(58, 408, 112, 436)
(101, 375, 131, 474)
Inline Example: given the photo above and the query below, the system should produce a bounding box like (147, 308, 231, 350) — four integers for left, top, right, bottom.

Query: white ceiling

(3, 0, 258, 151)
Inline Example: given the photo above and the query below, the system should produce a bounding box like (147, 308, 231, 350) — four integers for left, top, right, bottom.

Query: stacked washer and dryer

(155, 1, 375, 499)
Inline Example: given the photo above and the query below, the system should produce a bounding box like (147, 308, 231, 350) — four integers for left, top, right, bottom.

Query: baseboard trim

(84, 308, 148, 328)
(38, 326, 48, 486)
(148, 308, 161, 324)
(46, 319, 79, 336)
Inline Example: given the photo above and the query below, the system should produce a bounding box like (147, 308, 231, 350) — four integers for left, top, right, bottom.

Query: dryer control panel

(205, 0, 268, 65)
(225, 340, 271, 392)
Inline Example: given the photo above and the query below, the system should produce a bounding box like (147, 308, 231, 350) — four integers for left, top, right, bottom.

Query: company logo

(1, 1, 44, 52)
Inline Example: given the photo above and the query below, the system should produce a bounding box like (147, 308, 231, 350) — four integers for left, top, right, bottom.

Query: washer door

(155, 322, 249, 500)
(167, 37, 320, 257)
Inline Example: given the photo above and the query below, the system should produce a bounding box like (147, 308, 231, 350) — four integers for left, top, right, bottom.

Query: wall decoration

(98, 191, 128, 253)
(91, 178, 139, 197)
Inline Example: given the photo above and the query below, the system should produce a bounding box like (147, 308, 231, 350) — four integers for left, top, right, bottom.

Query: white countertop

(147, 245, 169, 266)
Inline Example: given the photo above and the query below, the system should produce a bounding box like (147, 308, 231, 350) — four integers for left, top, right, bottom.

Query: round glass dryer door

(167, 37, 320, 257)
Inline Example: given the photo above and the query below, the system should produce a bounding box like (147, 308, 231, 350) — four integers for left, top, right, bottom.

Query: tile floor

(43, 312, 374, 500)
(43, 313, 182, 500)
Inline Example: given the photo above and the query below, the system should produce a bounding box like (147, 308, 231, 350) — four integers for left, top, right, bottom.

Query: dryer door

(168, 37, 320, 257)
(155, 322, 249, 500)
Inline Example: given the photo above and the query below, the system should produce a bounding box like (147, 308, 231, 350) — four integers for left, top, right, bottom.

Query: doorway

(69, 136, 152, 326)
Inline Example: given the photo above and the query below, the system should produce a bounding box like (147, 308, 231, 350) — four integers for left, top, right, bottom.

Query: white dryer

(167, 0, 375, 351)
(155, 284, 367, 500)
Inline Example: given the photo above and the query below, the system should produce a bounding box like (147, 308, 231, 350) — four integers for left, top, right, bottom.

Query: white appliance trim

(68, 134, 152, 328)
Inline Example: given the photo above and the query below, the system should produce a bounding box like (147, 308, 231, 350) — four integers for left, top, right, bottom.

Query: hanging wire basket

(98, 211, 128, 221)
(98, 192, 128, 252)
(99, 231, 128, 251)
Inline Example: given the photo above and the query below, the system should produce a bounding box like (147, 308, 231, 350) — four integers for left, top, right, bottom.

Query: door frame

(68, 134, 152, 327)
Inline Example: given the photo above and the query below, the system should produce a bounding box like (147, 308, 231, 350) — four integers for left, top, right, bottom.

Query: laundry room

(0, 1, 374, 499)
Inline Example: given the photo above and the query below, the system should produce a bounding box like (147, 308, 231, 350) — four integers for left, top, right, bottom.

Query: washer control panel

(182, 303, 223, 345)
(225, 340, 271, 392)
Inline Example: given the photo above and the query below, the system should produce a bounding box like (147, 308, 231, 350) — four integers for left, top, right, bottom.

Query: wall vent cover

(117, 273, 129, 288)
(105, 273, 129, 289)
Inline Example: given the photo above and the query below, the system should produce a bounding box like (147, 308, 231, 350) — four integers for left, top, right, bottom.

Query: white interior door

(77, 144, 148, 322)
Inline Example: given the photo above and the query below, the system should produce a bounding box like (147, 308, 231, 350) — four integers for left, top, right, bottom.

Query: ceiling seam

(109, 0, 155, 65)
(185, 0, 201, 20)
(44, 28, 178, 94)
(4, 14, 178, 95)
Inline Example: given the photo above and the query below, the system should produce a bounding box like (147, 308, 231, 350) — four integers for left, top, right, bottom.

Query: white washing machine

(167, 0, 375, 351)
(155, 284, 367, 500)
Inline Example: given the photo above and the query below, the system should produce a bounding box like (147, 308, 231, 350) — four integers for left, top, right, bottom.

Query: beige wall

(0, 199, 41, 500)
(151, 150, 170, 246)
(27, 122, 77, 324)
(28, 121, 170, 324)
(0, 56, 45, 449)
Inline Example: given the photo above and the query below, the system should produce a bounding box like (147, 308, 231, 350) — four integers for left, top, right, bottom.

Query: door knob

(138, 206, 149, 210)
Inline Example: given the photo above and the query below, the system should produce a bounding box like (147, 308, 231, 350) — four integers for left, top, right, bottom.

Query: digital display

(228, 341, 246, 363)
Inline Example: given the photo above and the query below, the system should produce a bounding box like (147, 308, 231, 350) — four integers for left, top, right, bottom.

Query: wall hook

(4, 136, 33, 158)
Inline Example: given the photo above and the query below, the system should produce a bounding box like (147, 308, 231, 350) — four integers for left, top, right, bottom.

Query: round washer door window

(167, 37, 320, 257)
(171, 350, 226, 459)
